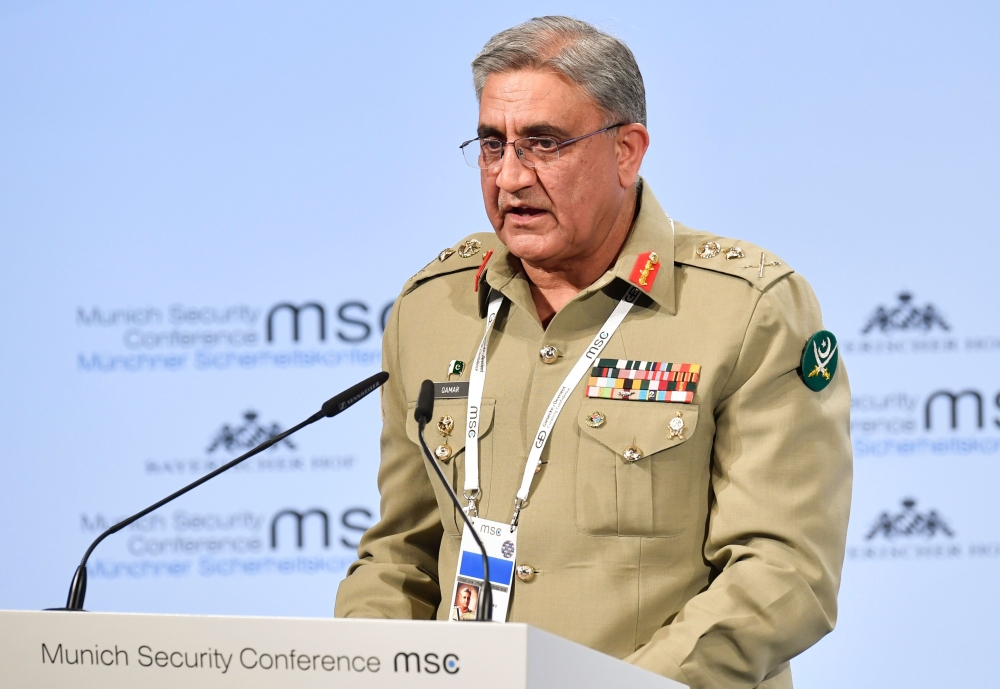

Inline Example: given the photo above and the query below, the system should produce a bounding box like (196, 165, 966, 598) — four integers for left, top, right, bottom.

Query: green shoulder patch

(402, 232, 501, 295)
(801, 330, 839, 391)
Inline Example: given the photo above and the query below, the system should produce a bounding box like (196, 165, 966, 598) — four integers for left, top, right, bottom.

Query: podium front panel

(0, 610, 681, 688)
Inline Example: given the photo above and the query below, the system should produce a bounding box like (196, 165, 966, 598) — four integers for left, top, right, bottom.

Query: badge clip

(463, 489, 480, 517)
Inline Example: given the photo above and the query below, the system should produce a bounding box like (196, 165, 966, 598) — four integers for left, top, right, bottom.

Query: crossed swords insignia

(807, 336, 838, 381)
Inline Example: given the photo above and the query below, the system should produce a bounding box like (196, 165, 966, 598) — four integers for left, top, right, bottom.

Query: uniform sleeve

(334, 294, 444, 619)
(625, 273, 853, 689)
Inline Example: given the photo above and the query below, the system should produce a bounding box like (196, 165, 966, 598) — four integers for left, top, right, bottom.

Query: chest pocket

(575, 402, 700, 537)
(405, 398, 496, 536)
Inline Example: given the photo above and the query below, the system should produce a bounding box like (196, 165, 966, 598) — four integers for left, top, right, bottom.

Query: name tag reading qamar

(585, 359, 700, 403)
(434, 381, 469, 399)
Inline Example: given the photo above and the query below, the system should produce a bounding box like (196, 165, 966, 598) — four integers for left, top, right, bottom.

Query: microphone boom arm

(415, 424, 494, 621)
(55, 371, 388, 611)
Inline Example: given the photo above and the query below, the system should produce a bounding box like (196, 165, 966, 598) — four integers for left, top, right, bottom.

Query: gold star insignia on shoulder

(696, 241, 721, 259)
(457, 238, 481, 258)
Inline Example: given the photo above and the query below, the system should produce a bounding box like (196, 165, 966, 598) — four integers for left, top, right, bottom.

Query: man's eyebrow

(477, 124, 504, 139)
(475, 122, 574, 140)
(519, 122, 572, 139)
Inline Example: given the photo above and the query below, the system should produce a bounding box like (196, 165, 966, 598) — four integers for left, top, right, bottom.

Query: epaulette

(402, 232, 502, 295)
(673, 223, 794, 292)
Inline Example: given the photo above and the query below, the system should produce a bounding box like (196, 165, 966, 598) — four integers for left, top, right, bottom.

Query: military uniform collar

(606, 179, 676, 314)
(480, 179, 677, 318)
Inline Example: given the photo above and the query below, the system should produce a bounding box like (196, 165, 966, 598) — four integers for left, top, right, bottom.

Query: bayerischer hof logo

(207, 410, 296, 453)
(861, 292, 950, 334)
(865, 498, 954, 540)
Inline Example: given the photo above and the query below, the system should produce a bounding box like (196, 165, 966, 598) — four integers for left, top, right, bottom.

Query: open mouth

(507, 206, 546, 218)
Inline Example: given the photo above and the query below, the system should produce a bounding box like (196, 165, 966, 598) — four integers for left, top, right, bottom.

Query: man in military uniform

(336, 16, 852, 689)
(451, 585, 479, 621)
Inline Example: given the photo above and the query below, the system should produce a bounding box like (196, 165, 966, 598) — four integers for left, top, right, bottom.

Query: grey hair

(472, 16, 646, 127)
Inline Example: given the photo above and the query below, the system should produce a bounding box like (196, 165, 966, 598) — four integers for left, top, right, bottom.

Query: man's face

(459, 588, 472, 609)
(477, 69, 636, 267)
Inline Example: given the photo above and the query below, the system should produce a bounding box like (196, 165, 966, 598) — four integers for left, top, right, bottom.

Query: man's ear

(615, 123, 650, 188)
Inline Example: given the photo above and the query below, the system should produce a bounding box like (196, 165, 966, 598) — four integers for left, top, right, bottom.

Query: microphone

(51, 371, 389, 612)
(414, 379, 493, 621)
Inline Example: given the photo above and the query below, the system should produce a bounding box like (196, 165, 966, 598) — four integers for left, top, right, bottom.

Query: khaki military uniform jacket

(335, 183, 853, 689)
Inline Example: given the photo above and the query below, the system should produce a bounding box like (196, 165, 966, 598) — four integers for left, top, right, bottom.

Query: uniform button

(622, 445, 644, 463)
(434, 445, 453, 462)
(539, 345, 558, 364)
(515, 564, 535, 582)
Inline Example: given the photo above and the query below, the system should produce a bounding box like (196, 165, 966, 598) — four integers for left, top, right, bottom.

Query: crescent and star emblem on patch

(801, 330, 839, 391)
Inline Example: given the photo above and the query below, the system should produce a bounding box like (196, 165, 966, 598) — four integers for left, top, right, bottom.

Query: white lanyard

(464, 284, 642, 529)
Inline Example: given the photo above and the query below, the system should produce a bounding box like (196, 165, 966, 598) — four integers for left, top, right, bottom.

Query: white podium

(0, 610, 683, 688)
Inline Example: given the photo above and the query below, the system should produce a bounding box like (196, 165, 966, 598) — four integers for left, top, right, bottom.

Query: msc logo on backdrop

(266, 301, 393, 344)
(924, 389, 1000, 430)
(865, 498, 954, 540)
(861, 292, 950, 334)
(206, 410, 295, 453)
(269, 507, 372, 550)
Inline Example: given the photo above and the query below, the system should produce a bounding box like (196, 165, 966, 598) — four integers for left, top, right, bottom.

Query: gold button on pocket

(515, 564, 536, 582)
(406, 398, 496, 536)
(622, 445, 643, 463)
(576, 402, 701, 537)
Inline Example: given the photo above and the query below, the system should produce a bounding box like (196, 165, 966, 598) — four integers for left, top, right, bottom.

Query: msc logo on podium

(393, 651, 460, 674)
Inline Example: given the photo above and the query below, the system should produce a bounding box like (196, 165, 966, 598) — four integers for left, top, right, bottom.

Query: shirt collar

(607, 179, 676, 314)
(480, 179, 677, 317)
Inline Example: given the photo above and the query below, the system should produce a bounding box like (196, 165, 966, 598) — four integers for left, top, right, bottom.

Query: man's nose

(494, 143, 536, 192)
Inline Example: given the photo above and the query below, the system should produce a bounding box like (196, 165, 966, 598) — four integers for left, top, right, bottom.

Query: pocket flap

(406, 398, 496, 456)
(577, 402, 699, 459)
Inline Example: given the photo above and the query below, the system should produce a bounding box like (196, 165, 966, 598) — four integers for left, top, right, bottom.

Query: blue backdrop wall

(2, 2, 998, 687)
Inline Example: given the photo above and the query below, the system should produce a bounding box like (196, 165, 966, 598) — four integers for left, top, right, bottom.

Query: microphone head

(415, 379, 435, 425)
(321, 371, 389, 418)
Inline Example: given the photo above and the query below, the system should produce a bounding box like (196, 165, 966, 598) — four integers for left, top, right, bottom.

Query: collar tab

(611, 180, 677, 315)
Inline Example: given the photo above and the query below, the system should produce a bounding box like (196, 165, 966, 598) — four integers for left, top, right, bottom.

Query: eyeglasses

(460, 123, 628, 170)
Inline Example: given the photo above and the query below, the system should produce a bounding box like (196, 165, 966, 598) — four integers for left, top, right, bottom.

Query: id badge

(448, 517, 517, 622)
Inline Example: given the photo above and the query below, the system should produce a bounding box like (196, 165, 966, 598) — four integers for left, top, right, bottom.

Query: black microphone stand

(414, 380, 493, 621)
(50, 371, 388, 611)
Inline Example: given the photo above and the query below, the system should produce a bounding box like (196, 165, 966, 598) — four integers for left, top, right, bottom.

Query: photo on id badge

(450, 583, 481, 621)
(450, 517, 518, 622)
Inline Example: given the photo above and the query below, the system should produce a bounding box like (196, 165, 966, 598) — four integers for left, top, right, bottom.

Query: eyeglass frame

(459, 122, 629, 170)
